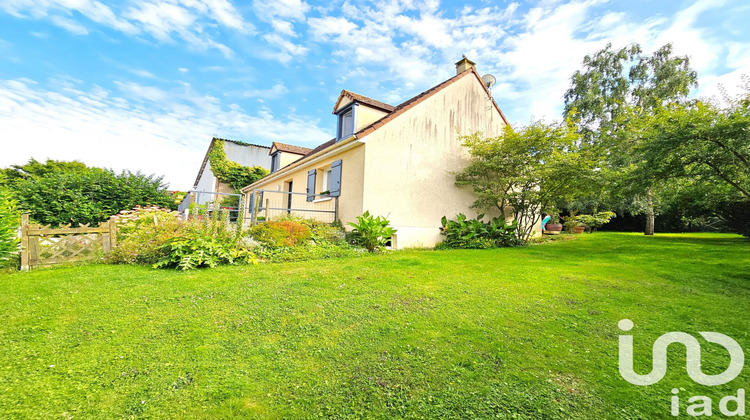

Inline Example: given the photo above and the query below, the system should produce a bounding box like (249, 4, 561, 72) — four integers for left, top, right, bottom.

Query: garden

(0, 232, 747, 418)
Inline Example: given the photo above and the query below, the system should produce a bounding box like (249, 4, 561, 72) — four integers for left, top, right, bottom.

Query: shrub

(107, 207, 184, 265)
(273, 214, 346, 244)
(563, 211, 616, 233)
(0, 188, 20, 266)
(2, 159, 175, 227)
(439, 213, 519, 249)
(252, 242, 363, 263)
(347, 211, 396, 252)
(154, 235, 256, 270)
(247, 221, 311, 248)
(576, 211, 617, 233)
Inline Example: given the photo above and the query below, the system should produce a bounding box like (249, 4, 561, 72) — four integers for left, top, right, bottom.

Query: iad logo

(618, 319, 746, 417)
(618, 319, 744, 386)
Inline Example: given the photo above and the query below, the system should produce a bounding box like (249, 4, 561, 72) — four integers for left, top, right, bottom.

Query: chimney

(455, 56, 476, 74)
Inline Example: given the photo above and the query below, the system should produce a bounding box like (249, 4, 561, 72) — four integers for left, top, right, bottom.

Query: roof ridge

(212, 137, 270, 149)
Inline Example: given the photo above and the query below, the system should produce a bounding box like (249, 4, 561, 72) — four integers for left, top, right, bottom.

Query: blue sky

(1, 0, 748, 190)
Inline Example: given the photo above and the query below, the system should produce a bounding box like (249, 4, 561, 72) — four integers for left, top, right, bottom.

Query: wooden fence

(20, 214, 118, 271)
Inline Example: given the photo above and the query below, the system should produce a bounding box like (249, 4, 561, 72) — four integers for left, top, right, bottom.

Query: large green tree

(635, 95, 750, 237)
(456, 122, 597, 242)
(1, 159, 176, 226)
(563, 43, 698, 235)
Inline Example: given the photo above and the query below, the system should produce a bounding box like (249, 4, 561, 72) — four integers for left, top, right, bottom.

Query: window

(307, 160, 342, 201)
(321, 169, 332, 193)
(336, 104, 356, 141)
(270, 152, 281, 173)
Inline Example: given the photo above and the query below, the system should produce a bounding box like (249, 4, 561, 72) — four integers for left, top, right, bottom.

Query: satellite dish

(481, 74, 496, 89)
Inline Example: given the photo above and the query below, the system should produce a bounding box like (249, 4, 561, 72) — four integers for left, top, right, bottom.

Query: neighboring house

(190, 137, 271, 206)
(241, 58, 538, 248)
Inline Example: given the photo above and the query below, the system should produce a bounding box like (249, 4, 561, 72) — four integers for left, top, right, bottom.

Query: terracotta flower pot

(573, 226, 585, 234)
(545, 223, 563, 235)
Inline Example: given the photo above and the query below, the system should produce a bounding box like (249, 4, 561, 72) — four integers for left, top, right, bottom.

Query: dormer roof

(269, 141, 313, 156)
(332, 90, 396, 114)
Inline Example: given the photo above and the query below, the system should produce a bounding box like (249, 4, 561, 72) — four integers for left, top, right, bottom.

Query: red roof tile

(332, 90, 396, 114)
(270, 141, 313, 156)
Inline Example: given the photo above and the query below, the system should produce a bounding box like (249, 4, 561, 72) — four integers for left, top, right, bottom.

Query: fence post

(20, 213, 29, 271)
(252, 192, 260, 225)
(334, 196, 340, 224)
(265, 198, 270, 222)
(109, 216, 118, 250)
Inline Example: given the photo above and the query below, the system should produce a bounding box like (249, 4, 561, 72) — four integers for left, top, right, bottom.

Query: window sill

(313, 197, 332, 203)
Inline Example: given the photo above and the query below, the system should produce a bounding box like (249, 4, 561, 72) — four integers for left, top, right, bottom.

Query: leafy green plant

(107, 207, 184, 265)
(562, 214, 584, 232)
(439, 213, 519, 249)
(347, 211, 396, 252)
(562, 211, 616, 233)
(153, 235, 256, 270)
(576, 211, 616, 232)
(1, 159, 175, 227)
(247, 221, 311, 248)
(272, 214, 346, 244)
(0, 187, 20, 266)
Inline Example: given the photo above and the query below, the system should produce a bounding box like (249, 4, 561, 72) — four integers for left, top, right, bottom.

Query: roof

(243, 67, 510, 191)
(270, 141, 313, 156)
(332, 90, 396, 114)
(193, 137, 270, 189)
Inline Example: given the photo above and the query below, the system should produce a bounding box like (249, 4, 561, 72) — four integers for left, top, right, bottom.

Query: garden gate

(19, 214, 118, 271)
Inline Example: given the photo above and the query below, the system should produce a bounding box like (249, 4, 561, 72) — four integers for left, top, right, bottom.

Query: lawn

(0, 232, 748, 419)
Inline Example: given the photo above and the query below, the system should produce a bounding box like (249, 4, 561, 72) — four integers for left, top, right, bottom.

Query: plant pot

(545, 223, 563, 235)
(573, 226, 585, 234)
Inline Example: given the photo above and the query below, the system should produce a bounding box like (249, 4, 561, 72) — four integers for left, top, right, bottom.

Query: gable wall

(360, 74, 508, 248)
(224, 142, 272, 170)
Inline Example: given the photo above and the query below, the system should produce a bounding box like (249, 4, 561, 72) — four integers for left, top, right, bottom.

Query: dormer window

(270, 151, 281, 173)
(336, 103, 356, 141)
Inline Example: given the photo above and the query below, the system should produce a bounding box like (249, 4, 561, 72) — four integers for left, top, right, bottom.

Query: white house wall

(361, 74, 509, 248)
(194, 160, 217, 205)
(224, 141, 272, 170)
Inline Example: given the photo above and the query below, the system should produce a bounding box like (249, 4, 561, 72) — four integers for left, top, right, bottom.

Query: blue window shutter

(306, 169, 316, 202)
(330, 159, 342, 197)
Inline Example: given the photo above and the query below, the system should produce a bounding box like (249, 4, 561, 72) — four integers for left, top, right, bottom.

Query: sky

(0, 0, 748, 190)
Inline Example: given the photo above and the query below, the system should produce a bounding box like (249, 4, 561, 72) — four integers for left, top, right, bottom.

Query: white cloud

(242, 82, 289, 99)
(262, 33, 309, 64)
(0, 0, 249, 56)
(0, 78, 330, 189)
(50, 15, 90, 35)
(308, 16, 357, 39)
(253, 0, 310, 21)
(271, 19, 298, 37)
(308, 0, 749, 124)
(129, 69, 157, 79)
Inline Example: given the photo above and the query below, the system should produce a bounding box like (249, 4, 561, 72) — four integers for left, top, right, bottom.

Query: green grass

(0, 232, 748, 419)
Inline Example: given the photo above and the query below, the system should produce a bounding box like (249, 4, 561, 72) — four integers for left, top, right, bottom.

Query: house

(241, 58, 534, 248)
(184, 137, 271, 209)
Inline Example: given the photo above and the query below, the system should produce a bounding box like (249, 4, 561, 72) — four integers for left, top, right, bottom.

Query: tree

(0, 177, 20, 265)
(456, 122, 596, 242)
(563, 43, 698, 235)
(1, 159, 176, 226)
(635, 95, 750, 237)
